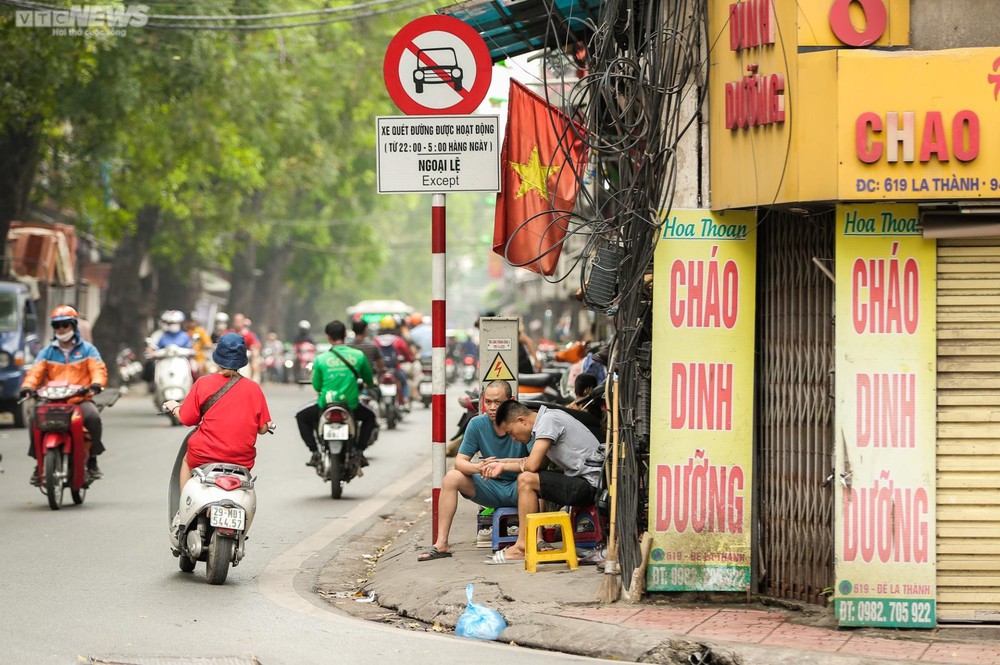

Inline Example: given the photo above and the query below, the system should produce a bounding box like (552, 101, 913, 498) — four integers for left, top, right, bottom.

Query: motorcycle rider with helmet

(294, 320, 314, 345)
(295, 320, 377, 468)
(374, 315, 414, 407)
(148, 310, 194, 352)
(20, 306, 108, 481)
(211, 312, 231, 343)
(144, 310, 194, 388)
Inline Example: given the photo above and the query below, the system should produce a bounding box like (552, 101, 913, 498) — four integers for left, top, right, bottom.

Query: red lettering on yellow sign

(655, 450, 745, 534)
(829, 0, 887, 47)
(728, 0, 774, 51)
(851, 242, 920, 335)
(670, 362, 733, 431)
(856, 373, 916, 448)
(855, 110, 980, 164)
(842, 470, 929, 563)
(668, 246, 740, 329)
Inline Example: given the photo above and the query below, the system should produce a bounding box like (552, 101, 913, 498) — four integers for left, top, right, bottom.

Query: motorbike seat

(518, 372, 561, 389)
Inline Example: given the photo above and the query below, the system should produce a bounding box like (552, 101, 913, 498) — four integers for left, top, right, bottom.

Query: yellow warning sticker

(483, 352, 515, 381)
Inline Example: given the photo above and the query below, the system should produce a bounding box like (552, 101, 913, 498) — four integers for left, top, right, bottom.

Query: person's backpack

(374, 334, 400, 369)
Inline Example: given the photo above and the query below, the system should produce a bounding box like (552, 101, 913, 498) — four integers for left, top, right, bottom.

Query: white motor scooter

(167, 434, 266, 585)
(148, 341, 195, 424)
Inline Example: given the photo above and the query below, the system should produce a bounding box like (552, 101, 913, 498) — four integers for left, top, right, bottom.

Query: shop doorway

(754, 211, 836, 603)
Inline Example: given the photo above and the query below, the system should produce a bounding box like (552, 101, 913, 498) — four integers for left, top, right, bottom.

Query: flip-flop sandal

(537, 541, 557, 552)
(417, 546, 453, 562)
(485, 548, 523, 565)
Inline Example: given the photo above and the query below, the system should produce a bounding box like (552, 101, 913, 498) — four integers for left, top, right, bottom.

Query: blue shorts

(462, 475, 518, 508)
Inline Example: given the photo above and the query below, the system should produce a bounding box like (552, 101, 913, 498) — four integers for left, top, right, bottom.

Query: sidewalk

(358, 494, 1000, 665)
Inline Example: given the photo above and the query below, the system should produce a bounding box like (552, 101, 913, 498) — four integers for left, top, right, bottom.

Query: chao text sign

(376, 115, 500, 194)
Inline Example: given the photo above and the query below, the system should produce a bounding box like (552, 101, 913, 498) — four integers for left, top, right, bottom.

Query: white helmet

(298, 320, 311, 330)
(161, 310, 184, 324)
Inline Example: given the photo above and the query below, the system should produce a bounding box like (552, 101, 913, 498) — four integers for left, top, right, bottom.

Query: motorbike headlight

(0, 352, 11, 369)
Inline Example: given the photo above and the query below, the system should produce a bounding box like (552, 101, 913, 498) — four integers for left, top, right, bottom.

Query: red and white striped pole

(431, 192, 447, 542)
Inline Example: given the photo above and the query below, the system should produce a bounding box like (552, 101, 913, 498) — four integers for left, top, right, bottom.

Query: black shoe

(87, 458, 103, 480)
(29, 467, 39, 487)
(358, 451, 370, 468)
(306, 451, 321, 467)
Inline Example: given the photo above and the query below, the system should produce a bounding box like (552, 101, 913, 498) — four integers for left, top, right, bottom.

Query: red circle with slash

(383, 14, 493, 115)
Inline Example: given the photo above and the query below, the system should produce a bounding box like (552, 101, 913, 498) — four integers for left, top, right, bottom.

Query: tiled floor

(560, 607, 1000, 664)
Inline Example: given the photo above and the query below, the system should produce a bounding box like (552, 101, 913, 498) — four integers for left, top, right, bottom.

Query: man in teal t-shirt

(417, 380, 531, 562)
(295, 320, 376, 467)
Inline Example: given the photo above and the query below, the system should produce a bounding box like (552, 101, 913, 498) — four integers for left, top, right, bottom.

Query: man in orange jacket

(21, 305, 108, 481)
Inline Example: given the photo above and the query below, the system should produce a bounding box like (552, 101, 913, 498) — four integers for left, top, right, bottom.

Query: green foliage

(6, 0, 499, 325)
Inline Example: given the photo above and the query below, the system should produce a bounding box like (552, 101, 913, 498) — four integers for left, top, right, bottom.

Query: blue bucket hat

(213, 332, 248, 370)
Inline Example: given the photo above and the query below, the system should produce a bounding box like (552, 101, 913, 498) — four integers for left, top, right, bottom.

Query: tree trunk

(0, 122, 43, 263)
(154, 255, 199, 316)
(227, 228, 257, 318)
(92, 205, 160, 385)
(253, 245, 292, 336)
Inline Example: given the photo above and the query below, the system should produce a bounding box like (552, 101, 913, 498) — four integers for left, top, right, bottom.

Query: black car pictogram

(413, 47, 463, 94)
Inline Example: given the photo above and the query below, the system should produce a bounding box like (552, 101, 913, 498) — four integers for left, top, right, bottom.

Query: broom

(597, 377, 622, 603)
(625, 532, 653, 603)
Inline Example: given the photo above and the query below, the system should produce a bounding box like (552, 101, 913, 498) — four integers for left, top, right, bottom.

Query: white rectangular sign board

(376, 115, 500, 194)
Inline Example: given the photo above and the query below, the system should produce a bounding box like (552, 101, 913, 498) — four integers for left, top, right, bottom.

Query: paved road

(0, 382, 596, 664)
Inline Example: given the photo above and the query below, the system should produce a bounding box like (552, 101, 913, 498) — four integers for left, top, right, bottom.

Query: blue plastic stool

(491, 507, 519, 550)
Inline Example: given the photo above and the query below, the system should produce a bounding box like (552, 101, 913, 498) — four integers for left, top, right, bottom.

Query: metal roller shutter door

(937, 238, 1000, 622)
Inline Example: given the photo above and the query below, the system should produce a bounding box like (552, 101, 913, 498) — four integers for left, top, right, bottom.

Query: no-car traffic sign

(383, 15, 493, 116)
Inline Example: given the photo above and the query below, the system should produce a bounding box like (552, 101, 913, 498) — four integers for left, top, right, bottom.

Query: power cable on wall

(485, 0, 711, 588)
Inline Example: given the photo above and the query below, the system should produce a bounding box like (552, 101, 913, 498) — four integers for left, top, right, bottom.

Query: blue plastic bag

(454, 583, 507, 640)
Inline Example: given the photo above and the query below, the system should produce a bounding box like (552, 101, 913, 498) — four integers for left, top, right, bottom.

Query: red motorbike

(29, 382, 98, 510)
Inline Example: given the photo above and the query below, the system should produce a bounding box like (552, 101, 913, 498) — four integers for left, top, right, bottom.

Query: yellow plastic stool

(524, 511, 578, 572)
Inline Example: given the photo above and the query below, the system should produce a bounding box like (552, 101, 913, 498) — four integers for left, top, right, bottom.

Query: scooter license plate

(209, 506, 245, 530)
(381, 383, 397, 397)
(419, 382, 433, 395)
(323, 423, 349, 440)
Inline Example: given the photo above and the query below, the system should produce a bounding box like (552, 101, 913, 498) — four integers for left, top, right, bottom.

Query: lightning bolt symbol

(493, 359, 503, 374)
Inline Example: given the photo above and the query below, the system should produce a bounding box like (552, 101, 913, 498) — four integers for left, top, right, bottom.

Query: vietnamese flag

(493, 80, 588, 276)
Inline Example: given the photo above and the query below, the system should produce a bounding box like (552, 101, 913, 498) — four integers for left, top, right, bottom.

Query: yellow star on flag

(511, 146, 561, 200)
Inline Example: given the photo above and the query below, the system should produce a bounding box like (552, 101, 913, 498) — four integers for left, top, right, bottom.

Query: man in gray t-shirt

(483, 401, 602, 564)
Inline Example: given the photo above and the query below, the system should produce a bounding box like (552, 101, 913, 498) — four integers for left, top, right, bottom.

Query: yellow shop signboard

(834, 203, 937, 628)
(837, 49, 1000, 201)
(647, 210, 756, 591)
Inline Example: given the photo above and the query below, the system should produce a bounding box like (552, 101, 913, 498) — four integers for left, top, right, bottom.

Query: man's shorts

(463, 475, 518, 508)
(537, 470, 596, 507)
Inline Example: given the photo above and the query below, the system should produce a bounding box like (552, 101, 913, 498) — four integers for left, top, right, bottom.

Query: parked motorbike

(517, 370, 572, 404)
(461, 354, 478, 384)
(447, 388, 480, 457)
(313, 401, 365, 499)
(378, 370, 404, 430)
(116, 346, 144, 388)
(418, 362, 433, 408)
(167, 430, 269, 584)
(148, 341, 195, 425)
(27, 382, 119, 510)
